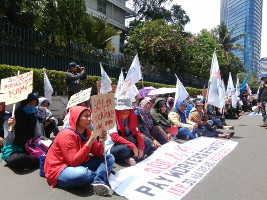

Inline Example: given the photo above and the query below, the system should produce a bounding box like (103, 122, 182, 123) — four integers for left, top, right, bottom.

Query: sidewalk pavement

(1, 115, 267, 200)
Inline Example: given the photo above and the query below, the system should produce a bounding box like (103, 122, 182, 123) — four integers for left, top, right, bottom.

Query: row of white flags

(207, 51, 254, 109)
(101, 53, 189, 103)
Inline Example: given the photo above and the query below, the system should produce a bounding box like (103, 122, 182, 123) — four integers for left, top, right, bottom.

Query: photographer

(65, 62, 87, 100)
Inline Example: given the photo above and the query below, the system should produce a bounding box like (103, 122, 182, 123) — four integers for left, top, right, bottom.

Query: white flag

(219, 79, 226, 109)
(43, 68, 53, 103)
(246, 83, 252, 95)
(227, 73, 237, 108)
(121, 54, 142, 95)
(207, 52, 221, 108)
(174, 75, 189, 102)
(114, 70, 124, 99)
(236, 77, 240, 97)
(126, 84, 139, 103)
(100, 63, 112, 94)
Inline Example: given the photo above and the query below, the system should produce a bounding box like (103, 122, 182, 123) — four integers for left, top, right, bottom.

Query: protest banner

(91, 93, 115, 137)
(109, 137, 238, 200)
(66, 88, 92, 109)
(0, 71, 33, 105)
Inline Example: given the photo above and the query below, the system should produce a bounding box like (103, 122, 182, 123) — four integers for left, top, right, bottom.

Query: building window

(97, 0, 106, 14)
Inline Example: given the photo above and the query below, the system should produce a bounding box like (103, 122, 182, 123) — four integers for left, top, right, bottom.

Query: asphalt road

(0, 114, 266, 200)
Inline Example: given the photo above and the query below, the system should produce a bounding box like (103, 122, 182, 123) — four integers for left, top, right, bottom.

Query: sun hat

(195, 100, 204, 106)
(115, 95, 133, 110)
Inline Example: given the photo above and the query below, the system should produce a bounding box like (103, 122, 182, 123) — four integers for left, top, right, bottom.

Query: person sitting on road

(37, 97, 59, 138)
(168, 101, 197, 140)
(224, 101, 241, 119)
(167, 97, 174, 112)
(1, 94, 45, 170)
(0, 102, 9, 152)
(109, 95, 152, 166)
(137, 97, 168, 150)
(207, 104, 234, 130)
(189, 100, 234, 139)
(150, 98, 174, 141)
(44, 106, 114, 196)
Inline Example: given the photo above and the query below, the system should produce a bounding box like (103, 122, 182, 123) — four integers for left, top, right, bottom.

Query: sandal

(224, 134, 230, 139)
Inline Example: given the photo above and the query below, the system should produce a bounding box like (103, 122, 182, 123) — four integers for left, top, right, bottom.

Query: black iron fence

(0, 20, 123, 78)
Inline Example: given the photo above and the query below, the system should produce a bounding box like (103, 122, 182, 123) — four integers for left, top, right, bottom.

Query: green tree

(36, 0, 87, 42)
(132, 0, 190, 27)
(125, 20, 195, 73)
(214, 22, 245, 68)
(84, 15, 119, 50)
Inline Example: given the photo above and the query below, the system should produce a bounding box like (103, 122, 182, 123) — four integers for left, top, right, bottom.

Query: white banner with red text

(109, 137, 238, 200)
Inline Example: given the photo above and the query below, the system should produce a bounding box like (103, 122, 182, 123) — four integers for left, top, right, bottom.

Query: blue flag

(240, 74, 249, 94)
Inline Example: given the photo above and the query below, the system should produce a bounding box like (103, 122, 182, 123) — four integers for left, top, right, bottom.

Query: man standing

(65, 62, 87, 100)
(257, 74, 267, 127)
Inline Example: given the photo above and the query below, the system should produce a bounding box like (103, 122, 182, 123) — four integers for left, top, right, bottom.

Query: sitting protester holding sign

(110, 96, 152, 166)
(137, 97, 168, 150)
(44, 106, 114, 196)
(1, 94, 45, 169)
(189, 100, 234, 139)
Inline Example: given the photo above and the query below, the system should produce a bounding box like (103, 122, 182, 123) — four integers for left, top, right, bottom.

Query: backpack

(25, 136, 50, 159)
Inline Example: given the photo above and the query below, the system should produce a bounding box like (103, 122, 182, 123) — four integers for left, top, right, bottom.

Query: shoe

(223, 126, 234, 130)
(228, 132, 235, 137)
(92, 183, 110, 196)
(259, 124, 267, 127)
(124, 157, 136, 166)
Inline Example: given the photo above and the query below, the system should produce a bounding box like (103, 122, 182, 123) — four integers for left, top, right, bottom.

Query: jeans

(57, 154, 115, 188)
(110, 138, 152, 161)
(174, 127, 196, 140)
(261, 102, 267, 124)
(208, 115, 224, 128)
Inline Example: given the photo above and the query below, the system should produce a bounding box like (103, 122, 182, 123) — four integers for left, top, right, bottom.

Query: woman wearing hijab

(167, 97, 174, 111)
(0, 102, 10, 151)
(168, 101, 197, 140)
(110, 96, 152, 166)
(1, 93, 44, 169)
(44, 106, 114, 196)
(37, 97, 59, 138)
(150, 98, 173, 141)
(137, 97, 168, 150)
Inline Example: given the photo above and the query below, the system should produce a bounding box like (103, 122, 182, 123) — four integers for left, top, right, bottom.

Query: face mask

(39, 106, 47, 111)
(121, 113, 130, 119)
(23, 106, 37, 114)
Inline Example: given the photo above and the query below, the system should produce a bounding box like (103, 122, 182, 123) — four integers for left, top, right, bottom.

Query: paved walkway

(0, 115, 267, 200)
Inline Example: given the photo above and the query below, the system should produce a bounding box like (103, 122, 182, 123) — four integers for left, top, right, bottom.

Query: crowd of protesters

(0, 62, 264, 197)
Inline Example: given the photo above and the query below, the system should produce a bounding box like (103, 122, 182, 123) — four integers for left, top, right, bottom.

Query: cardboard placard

(0, 71, 33, 105)
(66, 88, 92, 109)
(91, 93, 115, 137)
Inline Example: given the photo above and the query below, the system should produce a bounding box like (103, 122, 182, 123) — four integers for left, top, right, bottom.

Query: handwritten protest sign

(0, 71, 33, 105)
(109, 137, 238, 200)
(91, 93, 115, 137)
(66, 88, 92, 109)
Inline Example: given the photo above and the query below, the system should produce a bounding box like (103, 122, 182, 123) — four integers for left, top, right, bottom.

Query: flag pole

(9, 71, 20, 131)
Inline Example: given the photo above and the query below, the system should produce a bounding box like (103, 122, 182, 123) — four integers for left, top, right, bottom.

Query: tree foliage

(132, 0, 190, 27)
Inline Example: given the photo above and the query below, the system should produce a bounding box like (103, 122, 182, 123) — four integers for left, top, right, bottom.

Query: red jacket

(44, 106, 104, 187)
(110, 110, 145, 151)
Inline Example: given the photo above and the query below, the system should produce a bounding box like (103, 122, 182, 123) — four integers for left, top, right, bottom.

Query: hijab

(14, 93, 39, 147)
(175, 101, 186, 123)
(138, 98, 153, 131)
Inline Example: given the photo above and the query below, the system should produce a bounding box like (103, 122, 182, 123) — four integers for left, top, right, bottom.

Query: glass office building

(220, 0, 263, 74)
